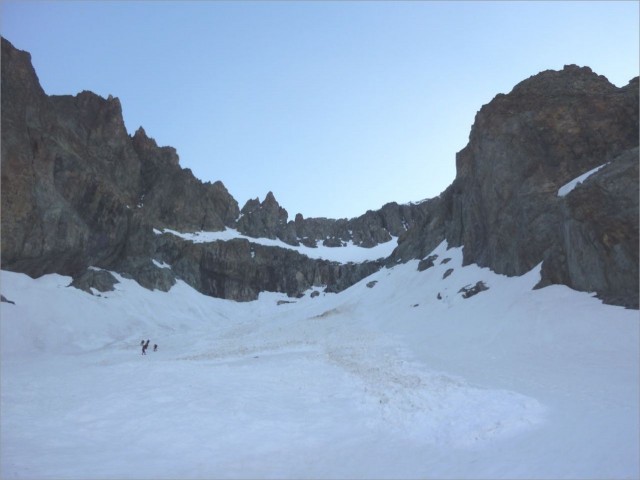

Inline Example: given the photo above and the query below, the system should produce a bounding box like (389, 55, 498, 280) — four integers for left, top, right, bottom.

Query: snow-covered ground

(1, 241, 638, 479)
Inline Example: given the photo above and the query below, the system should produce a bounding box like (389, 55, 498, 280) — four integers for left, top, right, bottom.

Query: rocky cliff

(236, 191, 425, 248)
(392, 66, 639, 308)
(0, 37, 388, 300)
(2, 39, 239, 271)
(2, 37, 638, 307)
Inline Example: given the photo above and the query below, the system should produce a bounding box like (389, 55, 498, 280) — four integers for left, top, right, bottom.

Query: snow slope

(154, 227, 399, 263)
(1, 241, 638, 479)
(557, 163, 609, 197)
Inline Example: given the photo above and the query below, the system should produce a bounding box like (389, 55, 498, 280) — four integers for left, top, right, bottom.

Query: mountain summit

(1, 37, 638, 307)
(392, 64, 639, 307)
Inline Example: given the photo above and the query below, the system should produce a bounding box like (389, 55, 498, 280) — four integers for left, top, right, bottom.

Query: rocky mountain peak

(263, 191, 281, 208)
(393, 65, 639, 308)
(1, 37, 45, 101)
(237, 191, 289, 239)
(457, 65, 638, 188)
(509, 64, 616, 97)
(1, 36, 239, 278)
(132, 126, 180, 168)
(1, 37, 637, 306)
(56, 90, 130, 147)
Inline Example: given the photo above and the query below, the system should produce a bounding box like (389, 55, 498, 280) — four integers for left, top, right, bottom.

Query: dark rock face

(1, 38, 238, 286)
(447, 66, 638, 276)
(392, 65, 639, 308)
(237, 192, 291, 241)
(153, 232, 381, 301)
(132, 127, 240, 232)
(69, 269, 120, 294)
(1, 39, 88, 278)
(236, 192, 426, 249)
(2, 37, 637, 308)
(388, 195, 448, 266)
(539, 147, 639, 307)
(417, 255, 438, 271)
(459, 281, 489, 299)
(1, 36, 391, 302)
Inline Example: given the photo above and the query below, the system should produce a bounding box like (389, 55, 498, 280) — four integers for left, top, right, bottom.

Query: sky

(1, 1, 638, 219)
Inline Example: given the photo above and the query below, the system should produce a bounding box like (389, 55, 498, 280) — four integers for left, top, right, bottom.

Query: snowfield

(1, 242, 638, 479)
(153, 227, 399, 263)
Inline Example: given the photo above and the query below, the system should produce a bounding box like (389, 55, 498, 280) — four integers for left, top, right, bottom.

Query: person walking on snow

(142, 339, 150, 355)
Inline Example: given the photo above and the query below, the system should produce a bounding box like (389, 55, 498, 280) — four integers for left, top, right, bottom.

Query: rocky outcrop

(459, 281, 489, 299)
(237, 192, 292, 241)
(1, 38, 238, 282)
(448, 66, 637, 274)
(391, 66, 639, 308)
(69, 269, 120, 294)
(388, 195, 448, 265)
(1, 37, 138, 278)
(237, 192, 428, 249)
(133, 127, 239, 232)
(539, 147, 639, 307)
(2, 37, 637, 308)
(1, 295, 16, 305)
(0, 37, 388, 301)
(153, 232, 382, 301)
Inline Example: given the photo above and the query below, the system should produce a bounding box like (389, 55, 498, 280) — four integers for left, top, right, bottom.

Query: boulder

(459, 281, 489, 299)
(70, 269, 119, 294)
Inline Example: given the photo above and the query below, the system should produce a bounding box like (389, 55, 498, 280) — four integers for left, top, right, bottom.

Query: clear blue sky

(2, 1, 638, 219)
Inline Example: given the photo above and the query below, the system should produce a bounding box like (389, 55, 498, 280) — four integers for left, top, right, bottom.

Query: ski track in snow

(1, 241, 638, 479)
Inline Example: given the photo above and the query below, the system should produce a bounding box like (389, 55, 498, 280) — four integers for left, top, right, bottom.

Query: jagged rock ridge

(237, 191, 426, 248)
(0, 37, 394, 300)
(1, 37, 638, 307)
